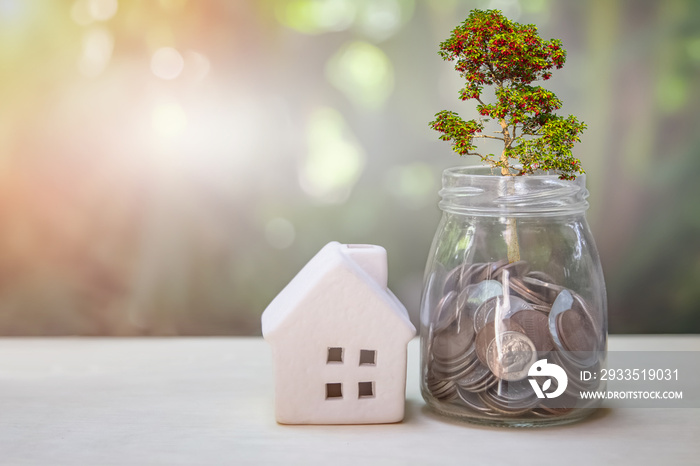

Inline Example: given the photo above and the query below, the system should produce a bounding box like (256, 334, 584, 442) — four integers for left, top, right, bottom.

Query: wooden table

(1, 336, 698, 465)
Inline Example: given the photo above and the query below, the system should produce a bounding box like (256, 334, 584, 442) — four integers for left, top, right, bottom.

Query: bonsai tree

(430, 9, 586, 180)
(430, 9, 586, 262)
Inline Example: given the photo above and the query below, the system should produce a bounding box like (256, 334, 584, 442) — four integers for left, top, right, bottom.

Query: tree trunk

(499, 119, 521, 263)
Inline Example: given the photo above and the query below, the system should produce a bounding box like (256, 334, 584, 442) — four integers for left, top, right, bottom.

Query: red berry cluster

(439, 9, 566, 91)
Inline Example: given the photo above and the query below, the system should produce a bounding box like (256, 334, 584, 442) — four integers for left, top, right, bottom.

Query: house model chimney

(342, 244, 388, 289)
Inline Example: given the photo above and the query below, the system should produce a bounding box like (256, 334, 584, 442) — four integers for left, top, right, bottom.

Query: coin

(522, 276, 563, 303)
(432, 290, 458, 333)
(427, 260, 603, 420)
(455, 363, 492, 389)
(509, 276, 551, 307)
(466, 373, 500, 393)
(557, 309, 596, 353)
(432, 313, 475, 363)
(456, 280, 503, 319)
(431, 348, 479, 381)
(481, 259, 509, 281)
(473, 296, 499, 333)
(474, 319, 525, 366)
(494, 260, 530, 280)
(549, 290, 600, 367)
(510, 309, 554, 354)
(487, 379, 539, 407)
(427, 377, 458, 401)
(456, 385, 498, 414)
(536, 389, 578, 414)
(526, 270, 557, 284)
(486, 331, 537, 382)
(443, 265, 462, 295)
(459, 262, 488, 288)
(473, 295, 532, 333)
(479, 379, 539, 414)
(548, 289, 574, 351)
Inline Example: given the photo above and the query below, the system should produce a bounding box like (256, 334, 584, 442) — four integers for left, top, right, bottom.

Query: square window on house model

(359, 349, 376, 365)
(327, 347, 343, 363)
(326, 383, 343, 399)
(358, 381, 375, 398)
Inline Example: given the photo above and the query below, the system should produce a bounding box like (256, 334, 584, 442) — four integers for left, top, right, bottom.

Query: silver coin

(456, 385, 498, 414)
(522, 276, 564, 303)
(530, 303, 552, 313)
(426, 377, 458, 401)
(480, 259, 509, 282)
(548, 290, 601, 367)
(432, 313, 475, 363)
(474, 319, 525, 366)
(466, 372, 500, 393)
(486, 331, 537, 382)
(479, 388, 537, 415)
(509, 277, 551, 307)
(494, 260, 530, 280)
(443, 355, 481, 382)
(459, 262, 488, 289)
(526, 270, 558, 283)
(456, 280, 503, 319)
(488, 379, 539, 407)
(431, 348, 478, 380)
(432, 290, 459, 333)
(443, 265, 462, 295)
(455, 363, 492, 389)
(473, 295, 532, 333)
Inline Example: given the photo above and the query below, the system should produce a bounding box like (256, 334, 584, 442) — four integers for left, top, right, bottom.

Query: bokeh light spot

(656, 74, 688, 113)
(71, 0, 93, 26)
(186, 50, 211, 82)
(265, 218, 296, 249)
(521, 0, 548, 14)
(686, 37, 700, 62)
(71, 0, 118, 25)
(299, 107, 366, 204)
(355, 0, 408, 42)
(275, 0, 355, 34)
(152, 102, 188, 140)
(88, 0, 118, 21)
(78, 27, 114, 77)
(151, 47, 185, 80)
(325, 41, 393, 110)
(384, 163, 436, 208)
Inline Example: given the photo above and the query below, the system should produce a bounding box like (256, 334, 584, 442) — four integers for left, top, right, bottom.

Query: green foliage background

(0, 0, 698, 334)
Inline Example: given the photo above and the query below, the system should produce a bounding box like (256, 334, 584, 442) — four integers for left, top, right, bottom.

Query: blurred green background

(0, 0, 698, 335)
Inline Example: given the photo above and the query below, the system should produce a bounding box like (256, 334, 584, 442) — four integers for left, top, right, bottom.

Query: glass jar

(419, 166, 607, 427)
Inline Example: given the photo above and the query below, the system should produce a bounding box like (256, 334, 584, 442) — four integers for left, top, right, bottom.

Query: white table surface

(1, 336, 698, 466)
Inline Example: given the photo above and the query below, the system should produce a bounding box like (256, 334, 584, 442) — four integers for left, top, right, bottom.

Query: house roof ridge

(261, 242, 415, 339)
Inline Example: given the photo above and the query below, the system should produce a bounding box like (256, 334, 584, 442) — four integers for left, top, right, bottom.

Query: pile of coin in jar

(424, 259, 604, 418)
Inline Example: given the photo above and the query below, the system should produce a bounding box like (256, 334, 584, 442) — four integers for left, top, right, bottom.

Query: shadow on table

(412, 403, 613, 430)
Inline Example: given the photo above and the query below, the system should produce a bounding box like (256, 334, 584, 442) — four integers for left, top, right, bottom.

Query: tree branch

(472, 134, 504, 141)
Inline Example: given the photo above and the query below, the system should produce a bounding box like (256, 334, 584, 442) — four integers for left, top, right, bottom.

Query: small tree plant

(430, 9, 586, 262)
(430, 9, 586, 179)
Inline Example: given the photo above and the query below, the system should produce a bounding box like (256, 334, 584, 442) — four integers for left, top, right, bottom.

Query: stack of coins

(425, 260, 603, 418)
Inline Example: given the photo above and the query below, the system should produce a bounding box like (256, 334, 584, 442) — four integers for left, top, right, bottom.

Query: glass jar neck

(438, 166, 589, 217)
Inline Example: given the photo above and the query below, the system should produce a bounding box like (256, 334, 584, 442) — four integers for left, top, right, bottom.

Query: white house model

(262, 242, 416, 425)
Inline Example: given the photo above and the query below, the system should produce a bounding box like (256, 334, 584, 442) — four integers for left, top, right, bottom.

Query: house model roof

(261, 242, 415, 340)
